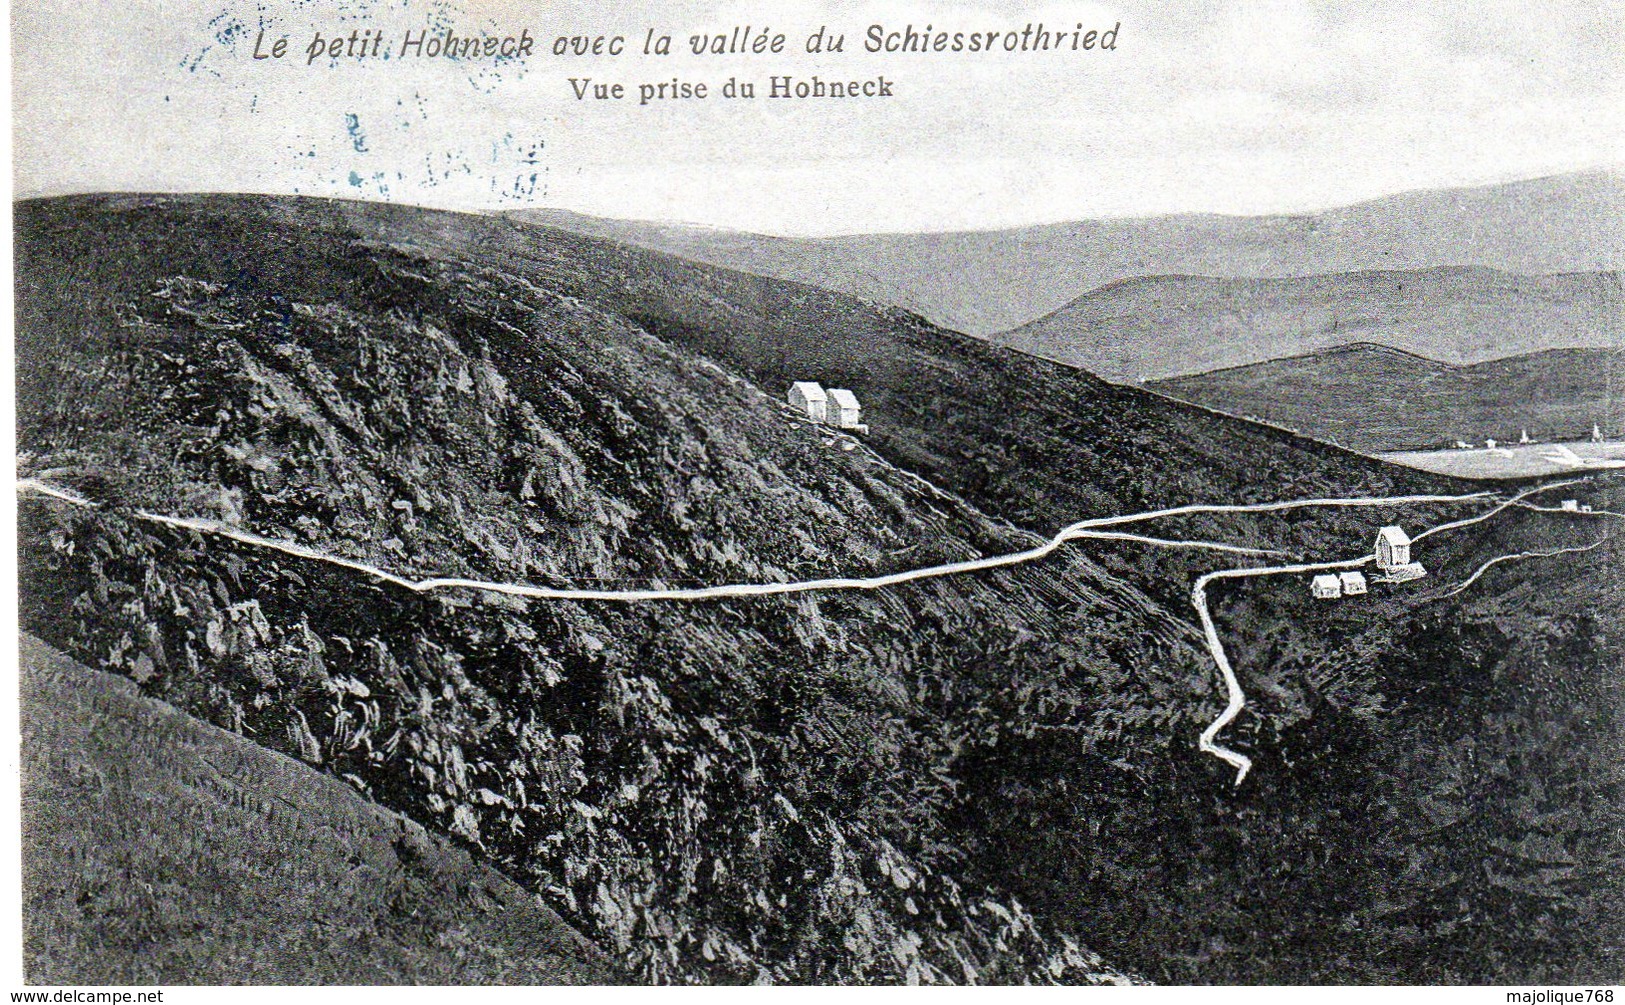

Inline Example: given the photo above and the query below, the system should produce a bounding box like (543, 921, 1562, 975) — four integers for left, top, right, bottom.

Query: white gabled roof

(827, 388, 860, 409)
(1311, 574, 1340, 588)
(790, 381, 827, 401)
(1339, 571, 1367, 585)
(1376, 525, 1411, 547)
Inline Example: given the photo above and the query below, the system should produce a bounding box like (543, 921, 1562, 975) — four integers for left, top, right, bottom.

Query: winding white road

(1191, 555, 1377, 785)
(20, 475, 1610, 784)
(1189, 478, 1606, 785)
(15, 477, 1486, 602)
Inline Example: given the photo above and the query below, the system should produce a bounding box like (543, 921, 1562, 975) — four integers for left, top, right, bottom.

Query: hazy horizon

(13, 163, 1623, 241)
(13, 0, 1623, 237)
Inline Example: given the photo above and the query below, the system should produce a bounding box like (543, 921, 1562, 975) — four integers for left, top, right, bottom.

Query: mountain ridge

(511, 169, 1625, 335)
(996, 265, 1622, 382)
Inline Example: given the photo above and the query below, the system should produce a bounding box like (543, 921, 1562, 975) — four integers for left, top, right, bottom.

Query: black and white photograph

(6, 0, 1623, 989)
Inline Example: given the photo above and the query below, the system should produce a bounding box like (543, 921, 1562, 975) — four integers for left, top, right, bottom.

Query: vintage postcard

(8, 0, 1623, 989)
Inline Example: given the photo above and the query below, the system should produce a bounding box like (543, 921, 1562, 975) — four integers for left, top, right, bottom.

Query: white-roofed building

(1311, 574, 1341, 600)
(788, 382, 828, 422)
(1375, 526, 1412, 570)
(826, 388, 864, 430)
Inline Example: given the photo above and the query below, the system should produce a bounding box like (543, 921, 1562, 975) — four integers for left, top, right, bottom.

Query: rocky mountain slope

(18, 193, 1157, 984)
(16, 193, 1624, 984)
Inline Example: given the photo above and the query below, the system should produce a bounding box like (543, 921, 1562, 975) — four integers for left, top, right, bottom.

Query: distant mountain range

(511, 170, 1624, 458)
(995, 266, 1623, 382)
(1147, 343, 1625, 453)
(511, 170, 1625, 337)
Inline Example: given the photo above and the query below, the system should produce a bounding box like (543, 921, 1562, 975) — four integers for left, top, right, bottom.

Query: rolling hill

(21, 633, 614, 984)
(514, 170, 1625, 336)
(16, 192, 1625, 984)
(1147, 344, 1625, 453)
(994, 267, 1623, 383)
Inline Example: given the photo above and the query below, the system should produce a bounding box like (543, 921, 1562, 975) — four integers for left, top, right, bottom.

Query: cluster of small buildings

(1312, 525, 1428, 600)
(1310, 570, 1367, 599)
(1454, 425, 1610, 450)
(788, 382, 868, 433)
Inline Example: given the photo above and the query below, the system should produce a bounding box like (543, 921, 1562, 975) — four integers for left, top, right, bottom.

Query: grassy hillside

(995, 267, 1623, 383)
(1148, 345, 1625, 453)
(16, 192, 1624, 984)
(21, 634, 614, 984)
(516, 170, 1625, 336)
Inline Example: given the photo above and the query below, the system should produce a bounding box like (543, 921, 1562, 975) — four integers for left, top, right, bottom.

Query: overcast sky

(12, 0, 1624, 235)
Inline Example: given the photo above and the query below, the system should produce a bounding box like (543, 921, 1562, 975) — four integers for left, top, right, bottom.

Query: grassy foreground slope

(21, 634, 614, 984)
(16, 193, 1625, 984)
(1149, 344, 1625, 453)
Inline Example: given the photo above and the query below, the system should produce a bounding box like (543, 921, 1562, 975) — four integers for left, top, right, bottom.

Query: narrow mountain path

(21, 476, 1603, 784)
(1191, 556, 1376, 785)
(1190, 479, 1606, 785)
(1432, 536, 1610, 600)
